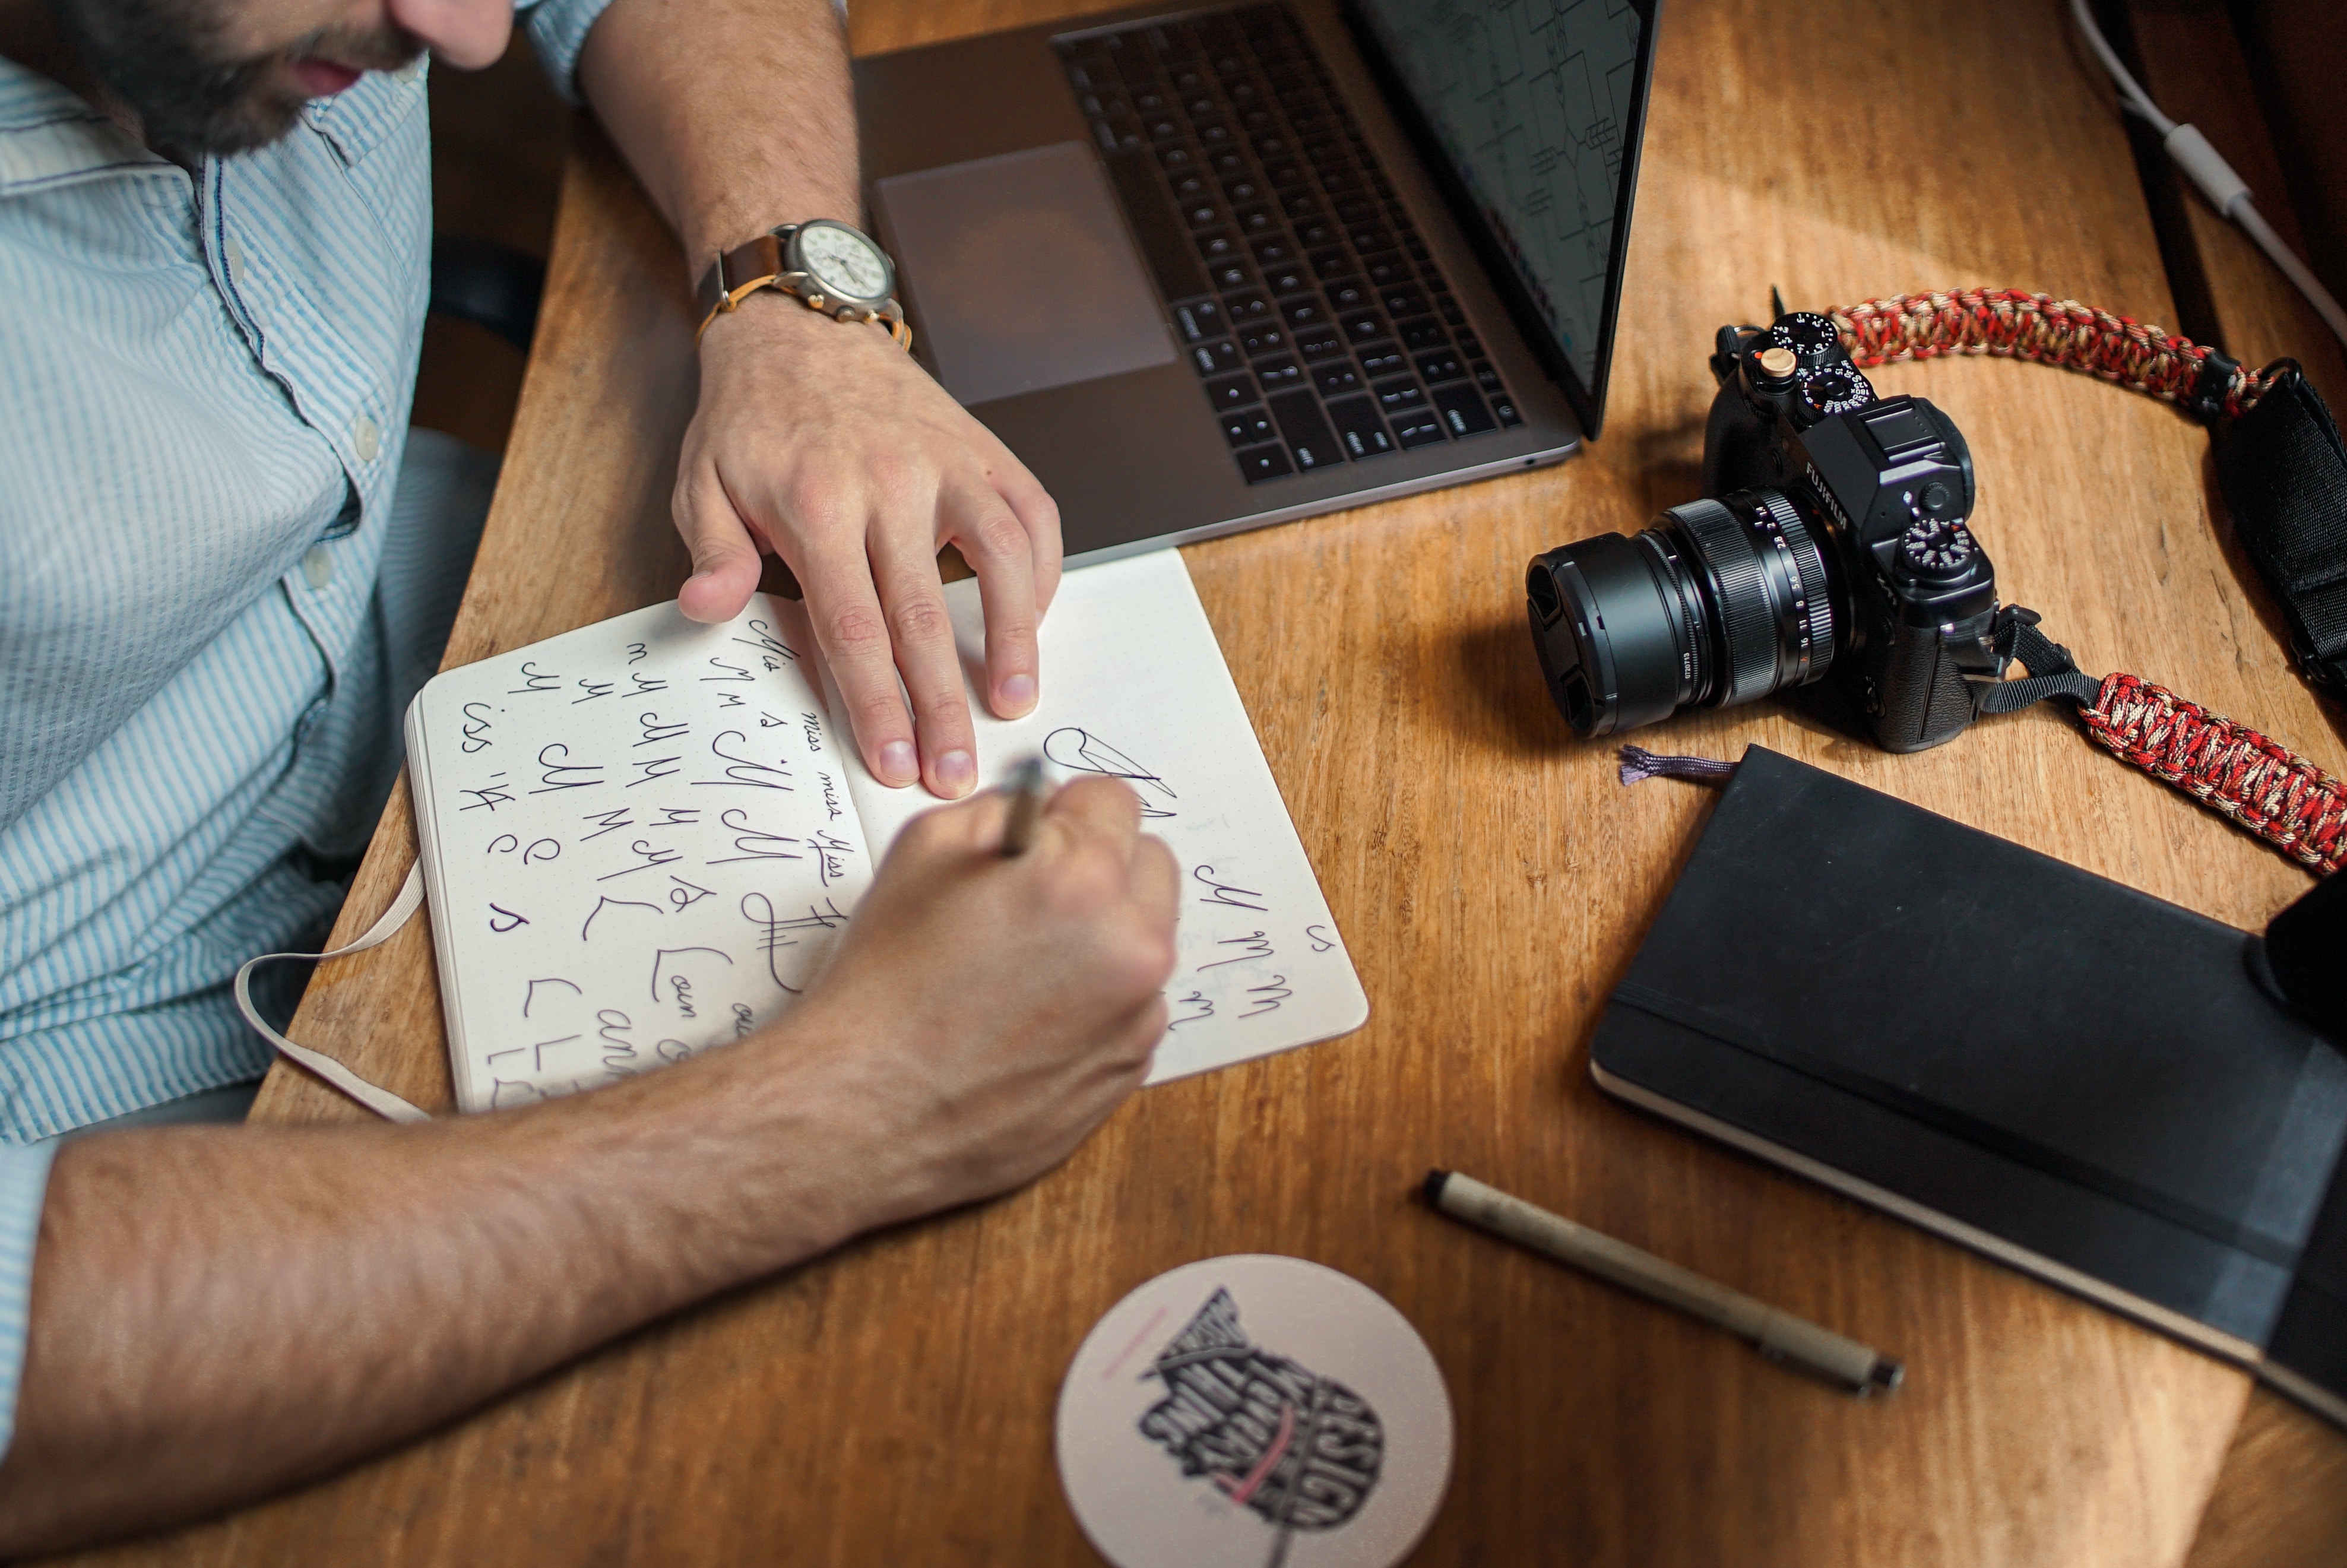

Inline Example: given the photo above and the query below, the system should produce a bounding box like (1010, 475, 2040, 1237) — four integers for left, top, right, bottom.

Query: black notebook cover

(1589, 746, 2347, 1426)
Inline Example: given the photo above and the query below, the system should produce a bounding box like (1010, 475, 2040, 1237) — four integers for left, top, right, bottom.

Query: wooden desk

(64, 0, 2347, 1562)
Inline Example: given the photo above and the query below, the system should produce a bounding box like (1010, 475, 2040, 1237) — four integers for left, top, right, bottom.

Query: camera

(1526, 311, 2002, 753)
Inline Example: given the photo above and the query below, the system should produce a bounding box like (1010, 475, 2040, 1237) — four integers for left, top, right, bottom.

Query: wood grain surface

(50, 0, 2347, 1563)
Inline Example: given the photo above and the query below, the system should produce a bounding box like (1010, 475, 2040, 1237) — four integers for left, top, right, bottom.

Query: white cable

(2068, 0, 2347, 356)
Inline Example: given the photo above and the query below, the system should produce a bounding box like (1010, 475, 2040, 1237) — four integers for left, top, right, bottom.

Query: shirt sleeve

(0, 1141, 57, 1463)
(516, 0, 625, 105)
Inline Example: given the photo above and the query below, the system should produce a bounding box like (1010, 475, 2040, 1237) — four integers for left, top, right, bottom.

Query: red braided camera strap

(1817, 287, 2345, 876)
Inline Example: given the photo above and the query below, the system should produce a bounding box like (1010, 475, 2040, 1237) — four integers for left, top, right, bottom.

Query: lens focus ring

(1665, 499, 1779, 706)
(1753, 490, 1835, 684)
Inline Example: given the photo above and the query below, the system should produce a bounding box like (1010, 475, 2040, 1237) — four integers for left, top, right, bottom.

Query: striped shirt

(0, 0, 612, 1458)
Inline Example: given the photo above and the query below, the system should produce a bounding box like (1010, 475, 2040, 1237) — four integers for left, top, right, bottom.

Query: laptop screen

(1348, 0, 1657, 435)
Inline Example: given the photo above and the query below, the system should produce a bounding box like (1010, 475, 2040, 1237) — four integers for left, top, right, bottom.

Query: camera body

(1527, 312, 2002, 752)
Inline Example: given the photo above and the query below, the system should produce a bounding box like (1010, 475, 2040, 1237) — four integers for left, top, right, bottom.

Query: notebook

(403, 550, 1369, 1113)
(1586, 746, 2347, 1428)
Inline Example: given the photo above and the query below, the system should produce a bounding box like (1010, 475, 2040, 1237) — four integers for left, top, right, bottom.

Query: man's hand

(677, 300, 1062, 799)
(788, 775, 1179, 1224)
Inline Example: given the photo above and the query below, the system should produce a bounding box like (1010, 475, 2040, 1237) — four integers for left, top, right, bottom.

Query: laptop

(853, 0, 1660, 562)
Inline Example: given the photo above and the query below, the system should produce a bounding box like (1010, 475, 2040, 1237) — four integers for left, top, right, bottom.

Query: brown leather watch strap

(693, 232, 788, 325)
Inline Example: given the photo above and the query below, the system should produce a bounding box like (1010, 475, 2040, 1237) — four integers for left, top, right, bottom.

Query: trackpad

(875, 142, 1175, 408)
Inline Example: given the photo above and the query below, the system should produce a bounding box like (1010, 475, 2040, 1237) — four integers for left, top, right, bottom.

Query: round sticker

(1056, 1255, 1453, 1568)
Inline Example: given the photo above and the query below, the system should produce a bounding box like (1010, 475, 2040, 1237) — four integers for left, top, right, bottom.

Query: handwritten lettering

(731, 1003, 756, 1039)
(801, 712, 824, 753)
(651, 806, 699, 828)
(487, 903, 530, 933)
(702, 657, 754, 683)
(718, 692, 746, 708)
(739, 894, 848, 993)
(595, 838, 685, 882)
(649, 946, 732, 1009)
(490, 1079, 546, 1109)
(818, 771, 845, 821)
(666, 875, 715, 911)
(810, 830, 856, 886)
(1046, 728, 1176, 818)
(625, 642, 649, 665)
(460, 702, 496, 753)
(522, 977, 581, 1016)
(660, 1038, 699, 1063)
(1305, 924, 1335, 954)
(626, 755, 683, 787)
(459, 774, 514, 813)
(636, 712, 688, 747)
(573, 678, 616, 704)
(579, 894, 660, 941)
(1167, 990, 1215, 1030)
(506, 661, 560, 695)
(694, 731, 793, 791)
(1199, 931, 1274, 969)
(1239, 975, 1291, 1018)
(529, 743, 604, 794)
(579, 806, 633, 841)
(1193, 865, 1268, 912)
(629, 670, 668, 695)
(531, 1034, 581, 1072)
(708, 809, 803, 866)
(732, 619, 797, 670)
(596, 1009, 638, 1072)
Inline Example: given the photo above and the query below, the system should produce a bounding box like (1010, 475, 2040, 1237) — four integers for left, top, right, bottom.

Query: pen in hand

(999, 755, 1047, 857)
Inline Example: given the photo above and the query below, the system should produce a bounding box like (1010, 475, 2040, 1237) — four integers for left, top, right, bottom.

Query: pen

(999, 755, 1047, 857)
(1423, 1169, 1903, 1396)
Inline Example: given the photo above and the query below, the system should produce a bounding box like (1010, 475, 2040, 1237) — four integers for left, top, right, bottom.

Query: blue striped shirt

(0, 0, 613, 1459)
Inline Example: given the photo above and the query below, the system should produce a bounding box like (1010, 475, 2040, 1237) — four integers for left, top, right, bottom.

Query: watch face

(793, 223, 892, 304)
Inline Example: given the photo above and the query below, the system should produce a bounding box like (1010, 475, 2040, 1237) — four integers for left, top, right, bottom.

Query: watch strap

(692, 225, 913, 352)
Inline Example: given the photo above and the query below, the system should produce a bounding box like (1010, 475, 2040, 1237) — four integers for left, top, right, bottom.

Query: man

(0, 0, 1177, 1548)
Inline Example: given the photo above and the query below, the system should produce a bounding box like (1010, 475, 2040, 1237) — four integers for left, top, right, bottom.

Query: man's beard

(46, 0, 420, 156)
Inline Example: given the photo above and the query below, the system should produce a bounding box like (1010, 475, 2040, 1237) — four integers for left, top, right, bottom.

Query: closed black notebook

(1589, 746, 2347, 1426)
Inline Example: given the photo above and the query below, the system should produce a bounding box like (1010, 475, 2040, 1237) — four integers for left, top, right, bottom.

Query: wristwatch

(693, 219, 913, 350)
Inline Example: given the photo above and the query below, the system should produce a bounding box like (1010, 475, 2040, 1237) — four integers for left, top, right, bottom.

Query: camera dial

(1770, 312, 1844, 367)
(1896, 517, 1978, 583)
(1798, 364, 1874, 422)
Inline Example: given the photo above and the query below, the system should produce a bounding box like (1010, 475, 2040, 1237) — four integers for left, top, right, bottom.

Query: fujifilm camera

(1526, 312, 2001, 753)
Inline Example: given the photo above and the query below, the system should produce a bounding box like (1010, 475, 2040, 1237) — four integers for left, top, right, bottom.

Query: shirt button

(353, 415, 380, 463)
(224, 237, 247, 283)
(302, 544, 334, 590)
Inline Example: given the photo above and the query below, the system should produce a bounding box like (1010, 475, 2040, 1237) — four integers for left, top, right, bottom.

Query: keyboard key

(1209, 259, 1254, 292)
(1239, 322, 1287, 358)
(1170, 170, 1211, 203)
(1190, 339, 1242, 376)
(1171, 297, 1224, 343)
(1335, 196, 1382, 227)
(1106, 150, 1209, 305)
(1223, 290, 1274, 323)
(1204, 373, 1256, 412)
(1294, 218, 1339, 249)
(1281, 294, 1328, 331)
(1347, 224, 1394, 254)
(1456, 332, 1484, 359)
(1325, 395, 1396, 458)
(1221, 173, 1263, 204)
(1295, 327, 1347, 362)
(1249, 235, 1296, 267)
(1280, 191, 1323, 221)
(1357, 344, 1408, 379)
(1436, 292, 1467, 327)
(1210, 148, 1249, 176)
(1360, 251, 1411, 288)
(1262, 159, 1308, 189)
(1158, 143, 1198, 173)
(1146, 115, 1184, 142)
(1181, 199, 1225, 230)
(1221, 407, 1276, 447)
(1307, 247, 1353, 280)
(1379, 287, 1427, 319)
(1313, 360, 1363, 398)
(1266, 265, 1314, 296)
(1253, 356, 1305, 394)
(1196, 230, 1239, 263)
(1325, 277, 1371, 312)
(1393, 413, 1448, 449)
(1197, 121, 1235, 148)
(1268, 389, 1345, 471)
(1234, 204, 1277, 235)
(1492, 395, 1523, 427)
(1395, 316, 1449, 351)
(1415, 349, 1465, 385)
(1432, 381, 1498, 436)
(1373, 377, 1427, 415)
(1338, 311, 1387, 343)
(1234, 441, 1294, 483)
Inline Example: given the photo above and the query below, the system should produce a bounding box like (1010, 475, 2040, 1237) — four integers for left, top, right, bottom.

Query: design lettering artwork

(1137, 1290, 1384, 1566)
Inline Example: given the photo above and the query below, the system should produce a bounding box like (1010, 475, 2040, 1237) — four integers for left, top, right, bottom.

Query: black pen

(999, 755, 1047, 857)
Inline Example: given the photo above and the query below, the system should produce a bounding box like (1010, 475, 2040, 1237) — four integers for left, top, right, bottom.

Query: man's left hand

(675, 299, 1062, 799)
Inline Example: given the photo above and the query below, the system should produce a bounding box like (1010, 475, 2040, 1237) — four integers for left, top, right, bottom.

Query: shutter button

(353, 416, 380, 463)
(302, 544, 334, 590)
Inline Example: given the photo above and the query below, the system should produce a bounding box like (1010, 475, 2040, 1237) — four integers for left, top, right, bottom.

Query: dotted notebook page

(404, 595, 868, 1112)
(834, 549, 1369, 1085)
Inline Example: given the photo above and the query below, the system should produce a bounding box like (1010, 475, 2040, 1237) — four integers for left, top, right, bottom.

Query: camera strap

(1826, 289, 2347, 876)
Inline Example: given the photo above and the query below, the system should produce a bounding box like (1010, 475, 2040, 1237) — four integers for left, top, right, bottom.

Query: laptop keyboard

(1055, 4, 1522, 486)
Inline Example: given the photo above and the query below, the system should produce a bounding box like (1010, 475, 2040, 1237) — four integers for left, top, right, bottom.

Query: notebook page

(406, 595, 870, 1112)
(835, 550, 1370, 1085)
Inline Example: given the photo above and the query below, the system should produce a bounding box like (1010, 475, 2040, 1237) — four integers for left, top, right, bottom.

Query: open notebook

(403, 550, 1367, 1111)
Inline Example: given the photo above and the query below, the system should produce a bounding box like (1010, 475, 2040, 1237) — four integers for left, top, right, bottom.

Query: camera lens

(1526, 488, 1839, 737)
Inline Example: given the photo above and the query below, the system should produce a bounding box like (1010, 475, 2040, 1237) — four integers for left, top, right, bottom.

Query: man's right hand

(784, 775, 1180, 1228)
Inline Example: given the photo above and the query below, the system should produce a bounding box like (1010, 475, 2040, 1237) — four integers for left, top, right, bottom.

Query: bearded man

(0, 0, 1178, 1548)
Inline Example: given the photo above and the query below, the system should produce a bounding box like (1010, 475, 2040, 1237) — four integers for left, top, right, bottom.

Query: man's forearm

(0, 1016, 894, 1555)
(578, 0, 859, 270)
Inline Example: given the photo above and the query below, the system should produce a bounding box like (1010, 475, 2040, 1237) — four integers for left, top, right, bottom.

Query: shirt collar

(0, 56, 172, 198)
